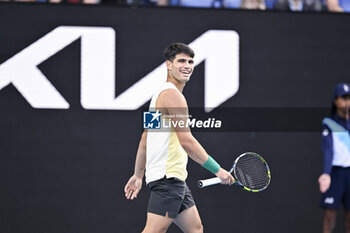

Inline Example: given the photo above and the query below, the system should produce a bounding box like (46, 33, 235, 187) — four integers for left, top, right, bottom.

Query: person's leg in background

(323, 208, 337, 233)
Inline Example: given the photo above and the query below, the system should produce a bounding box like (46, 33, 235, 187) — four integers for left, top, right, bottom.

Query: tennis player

(318, 83, 350, 233)
(124, 42, 234, 233)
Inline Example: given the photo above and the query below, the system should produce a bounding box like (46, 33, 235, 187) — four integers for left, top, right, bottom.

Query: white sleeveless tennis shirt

(145, 82, 188, 184)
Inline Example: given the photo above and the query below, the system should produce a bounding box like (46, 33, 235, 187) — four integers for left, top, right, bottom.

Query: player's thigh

(142, 212, 173, 233)
(173, 205, 203, 233)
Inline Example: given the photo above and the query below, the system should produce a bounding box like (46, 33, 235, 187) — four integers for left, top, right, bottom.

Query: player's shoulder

(159, 88, 185, 99)
(158, 88, 187, 108)
(160, 88, 182, 97)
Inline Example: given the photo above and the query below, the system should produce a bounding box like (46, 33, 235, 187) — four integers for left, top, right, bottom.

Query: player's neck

(166, 76, 186, 92)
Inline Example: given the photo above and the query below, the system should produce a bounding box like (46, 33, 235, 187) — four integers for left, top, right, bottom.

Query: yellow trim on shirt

(165, 127, 188, 181)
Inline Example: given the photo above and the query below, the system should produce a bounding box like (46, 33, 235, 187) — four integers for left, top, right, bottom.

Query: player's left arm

(158, 89, 234, 184)
(158, 89, 207, 163)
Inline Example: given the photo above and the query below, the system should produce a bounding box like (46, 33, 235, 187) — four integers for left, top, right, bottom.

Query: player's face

(167, 53, 194, 83)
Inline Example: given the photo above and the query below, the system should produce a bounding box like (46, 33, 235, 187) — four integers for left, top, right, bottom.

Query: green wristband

(202, 155, 221, 174)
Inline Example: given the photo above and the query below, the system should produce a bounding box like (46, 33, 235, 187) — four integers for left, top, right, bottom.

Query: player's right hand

(215, 168, 235, 185)
(124, 175, 142, 200)
(318, 173, 331, 193)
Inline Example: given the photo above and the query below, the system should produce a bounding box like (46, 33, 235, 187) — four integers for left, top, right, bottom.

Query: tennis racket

(198, 152, 271, 192)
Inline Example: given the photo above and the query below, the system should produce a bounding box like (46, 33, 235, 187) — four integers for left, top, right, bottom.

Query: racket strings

(234, 154, 270, 190)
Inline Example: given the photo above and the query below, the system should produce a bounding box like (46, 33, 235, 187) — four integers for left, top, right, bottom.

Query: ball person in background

(124, 42, 234, 233)
(319, 83, 350, 233)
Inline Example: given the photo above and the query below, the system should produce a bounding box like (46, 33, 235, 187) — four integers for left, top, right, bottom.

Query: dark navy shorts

(147, 177, 195, 219)
(320, 167, 350, 210)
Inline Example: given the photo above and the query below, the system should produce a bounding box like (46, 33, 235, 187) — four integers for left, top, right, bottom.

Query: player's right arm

(124, 131, 147, 200)
(158, 89, 234, 185)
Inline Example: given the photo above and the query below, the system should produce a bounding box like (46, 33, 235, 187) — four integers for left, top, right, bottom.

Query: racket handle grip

(198, 177, 222, 188)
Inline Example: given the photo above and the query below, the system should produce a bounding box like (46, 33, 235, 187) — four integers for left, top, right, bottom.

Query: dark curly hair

(164, 42, 195, 62)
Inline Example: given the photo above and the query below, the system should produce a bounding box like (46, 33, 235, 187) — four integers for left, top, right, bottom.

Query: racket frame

(198, 152, 271, 192)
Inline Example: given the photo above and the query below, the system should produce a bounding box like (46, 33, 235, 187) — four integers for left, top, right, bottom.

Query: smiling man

(124, 42, 234, 233)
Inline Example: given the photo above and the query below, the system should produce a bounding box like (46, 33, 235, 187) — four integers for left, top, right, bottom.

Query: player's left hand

(215, 168, 235, 185)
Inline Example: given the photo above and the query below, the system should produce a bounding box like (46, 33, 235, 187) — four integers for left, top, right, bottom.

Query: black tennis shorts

(147, 176, 195, 219)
